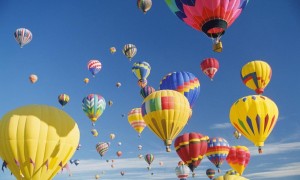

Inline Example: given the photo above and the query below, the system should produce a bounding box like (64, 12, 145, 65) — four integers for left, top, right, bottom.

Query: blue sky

(0, 0, 300, 179)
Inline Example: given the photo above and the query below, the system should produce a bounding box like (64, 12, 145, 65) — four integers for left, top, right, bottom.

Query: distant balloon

(87, 59, 102, 77)
(116, 151, 122, 157)
(159, 161, 163, 166)
(229, 95, 279, 153)
(138, 154, 143, 159)
(144, 154, 154, 170)
(141, 90, 191, 152)
(116, 82, 122, 88)
(77, 144, 81, 150)
(84, 78, 89, 84)
(74, 159, 80, 166)
(82, 94, 106, 125)
(175, 164, 190, 180)
(91, 129, 98, 137)
(14, 28, 32, 48)
(58, 94, 70, 107)
(132, 61, 151, 88)
(178, 161, 184, 166)
(111, 164, 115, 168)
(226, 146, 250, 175)
(200, 58, 219, 80)
(110, 133, 116, 140)
(127, 108, 147, 137)
(206, 168, 215, 179)
(159, 71, 200, 108)
(120, 171, 125, 176)
(140, 85, 155, 99)
(234, 130, 242, 139)
(137, 0, 152, 14)
(122, 44, 137, 60)
(96, 142, 110, 157)
(70, 159, 74, 164)
(118, 142, 122, 146)
(206, 137, 230, 172)
(108, 100, 113, 107)
(240, 60, 272, 94)
(29, 74, 38, 83)
(138, 145, 142, 150)
(110, 47, 116, 54)
(95, 174, 100, 179)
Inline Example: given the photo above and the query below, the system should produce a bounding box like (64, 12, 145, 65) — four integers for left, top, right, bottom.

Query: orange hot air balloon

(29, 74, 38, 83)
(226, 146, 250, 175)
(116, 151, 122, 158)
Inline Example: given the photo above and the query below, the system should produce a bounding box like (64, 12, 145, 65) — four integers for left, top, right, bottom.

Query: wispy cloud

(247, 162, 300, 179)
(210, 122, 232, 129)
(248, 141, 300, 156)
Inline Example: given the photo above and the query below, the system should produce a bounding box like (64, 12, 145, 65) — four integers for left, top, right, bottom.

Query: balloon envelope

(0, 105, 80, 180)
(137, 0, 152, 14)
(58, 94, 70, 107)
(175, 164, 190, 180)
(226, 146, 250, 175)
(200, 58, 219, 80)
(82, 94, 106, 123)
(127, 108, 147, 136)
(87, 60, 102, 76)
(122, 44, 137, 60)
(29, 74, 38, 83)
(206, 137, 230, 170)
(14, 28, 32, 47)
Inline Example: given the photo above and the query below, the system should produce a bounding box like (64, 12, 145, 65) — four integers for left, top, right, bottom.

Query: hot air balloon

(110, 47, 116, 54)
(144, 154, 154, 170)
(138, 154, 143, 159)
(226, 146, 250, 175)
(206, 137, 230, 172)
(29, 74, 38, 83)
(213, 174, 249, 180)
(116, 151, 122, 158)
(240, 60, 272, 94)
(96, 142, 110, 157)
(110, 133, 116, 140)
(206, 168, 216, 179)
(70, 159, 74, 164)
(200, 58, 219, 80)
(87, 59, 102, 77)
(234, 130, 242, 139)
(116, 82, 122, 88)
(127, 108, 147, 137)
(178, 161, 184, 166)
(175, 132, 209, 173)
(159, 71, 200, 108)
(118, 142, 122, 146)
(82, 94, 106, 126)
(77, 144, 81, 150)
(91, 129, 99, 137)
(229, 95, 279, 153)
(120, 171, 125, 176)
(141, 90, 191, 152)
(14, 28, 32, 48)
(58, 94, 70, 107)
(74, 159, 80, 166)
(111, 164, 115, 168)
(0, 105, 79, 180)
(175, 164, 190, 180)
(95, 174, 100, 179)
(84, 78, 89, 84)
(122, 44, 137, 60)
(138, 145, 142, 150)
(159, 161, 163, 166)
(140, 85, 155, 99)
(165, 0, 249, 52)
(108, 100, 113, 107)
(137, 0, 152, 14)
(132, 61, 151, 88)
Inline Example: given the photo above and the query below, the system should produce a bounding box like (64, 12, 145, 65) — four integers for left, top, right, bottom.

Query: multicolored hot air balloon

(140, 85, 155, 99)
(141, 90, 191, 152)
(29, 74, 38, 83)
(128, 108, 147, 137)
(144, 154, 154, 170)
(132, 61, 151, 88)
(206, 168, 216, 179)
(200, 58, 219, 80)
(175, 164, 190, 180)
(87, 60, 102, 77)
(165, 0, 249, 52)
(226, 146, 250, 175)
(229, 95, 279, 153)
(122, 44, 137, 60)
(175, 132, 209, 173)
(240, 60, 272, 94)
(0, 105, 80, 180)
(84, 78, 89, 84)
(160, 71, 200, 108)
(91, 129, 99, 137)
(137, 0, 152, 14)
(234, 130, 242, 139)
(14, 28, 32, 48)
(206, 137, 230, 172)
(214, 174, 249, 180)
(58, 94, 70, 107)
(96, 142, 110, 157)
(110, 47, 116, 54)
(82, 94, 106, 125)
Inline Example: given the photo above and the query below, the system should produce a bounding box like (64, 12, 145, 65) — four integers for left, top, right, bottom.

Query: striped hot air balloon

(87, 60, 102, 77)
(137, 0, 152, 14)
(175, 164, 190, 180)
(58, 94, 70, 107)
(14, 28, 32, 48)
(96, 142, 110, 157)
(226, 146, 250, 175)
(140, 85, 155, 99)
(200, 58, 219, 80)
(122, 44, 137, 60)
(127, 108, 146, 137)
(132, 61, 151, 88)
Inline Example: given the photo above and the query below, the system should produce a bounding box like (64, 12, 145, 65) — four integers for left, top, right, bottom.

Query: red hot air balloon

(226, 146, 250, 175)
(200, 58, 219, 81)
(174, 132, 209, 173)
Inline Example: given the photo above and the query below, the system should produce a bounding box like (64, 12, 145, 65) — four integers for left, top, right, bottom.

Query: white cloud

(247, 162, 300, 179)
(210, 123, 232, 129)
(248, 142, 300, 156)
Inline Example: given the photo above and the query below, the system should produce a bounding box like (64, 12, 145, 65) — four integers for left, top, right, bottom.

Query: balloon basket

(213, 42, 223, 53)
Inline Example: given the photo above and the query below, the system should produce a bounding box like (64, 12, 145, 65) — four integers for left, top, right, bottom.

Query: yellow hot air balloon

(141, 90, 191, 152)
(0, 105, 80, 180)
(213, 174, 249, 180)
(110, 47, 116, 54)
(229, 95, 279, 153)
(127, 108, 147, 137)
(240, 60, 272, 94)
(84, 78, 89, 84)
